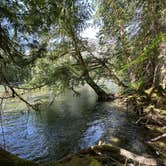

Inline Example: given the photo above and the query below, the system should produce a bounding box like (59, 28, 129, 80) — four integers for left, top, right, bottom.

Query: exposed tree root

(150, 133, 166, 142)
(135, 107, 166, 126)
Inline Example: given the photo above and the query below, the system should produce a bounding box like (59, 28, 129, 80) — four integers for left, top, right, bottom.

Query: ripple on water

(0, 91, 152, 163)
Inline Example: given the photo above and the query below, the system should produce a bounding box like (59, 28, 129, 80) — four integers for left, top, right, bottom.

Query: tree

(22, 0, 114, 101)
(0, 0, 47, 85)
(96, 0, 166, 94)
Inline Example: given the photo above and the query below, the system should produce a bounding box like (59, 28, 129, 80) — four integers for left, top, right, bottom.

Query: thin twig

(0, 98, 6, 149)
(1, 72, 37, 110)
(150, 133, 166, 142)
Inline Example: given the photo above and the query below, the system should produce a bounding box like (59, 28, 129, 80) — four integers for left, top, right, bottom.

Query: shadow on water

(0, 87, 155, 163)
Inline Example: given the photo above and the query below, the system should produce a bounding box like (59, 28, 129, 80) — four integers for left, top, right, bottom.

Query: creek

(0, 87, 153, 163)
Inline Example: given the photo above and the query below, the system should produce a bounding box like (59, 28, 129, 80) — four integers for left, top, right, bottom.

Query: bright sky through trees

(82, 27, 99, 39)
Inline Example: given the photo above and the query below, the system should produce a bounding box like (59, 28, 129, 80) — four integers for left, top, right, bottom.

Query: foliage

(0, 0, 165, 97)
(96, 0, 166, 92)
(119, 32, 166, 74)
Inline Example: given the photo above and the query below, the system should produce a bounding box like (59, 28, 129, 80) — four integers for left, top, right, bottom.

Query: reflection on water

(0, 87, 151, 163)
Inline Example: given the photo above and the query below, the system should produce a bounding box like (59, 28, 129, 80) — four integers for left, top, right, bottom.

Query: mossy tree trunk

(72, 35, 112, 101)
(0, 148, 39, 166)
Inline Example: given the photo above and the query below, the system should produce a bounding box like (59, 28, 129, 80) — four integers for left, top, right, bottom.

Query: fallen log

(0, 147, 39, 166)
(120, 148, 158, 166)
(1, 144, 166, 166)
(78, 144, 166, 166)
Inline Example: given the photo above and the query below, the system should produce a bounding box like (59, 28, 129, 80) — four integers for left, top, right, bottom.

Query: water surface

(0, 88, 152, 163)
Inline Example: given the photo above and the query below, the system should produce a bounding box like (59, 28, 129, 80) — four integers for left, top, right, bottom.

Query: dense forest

(0, 0, 166, 166)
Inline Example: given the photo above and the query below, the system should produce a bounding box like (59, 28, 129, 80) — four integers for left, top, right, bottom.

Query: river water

(0, 87, 153, 163)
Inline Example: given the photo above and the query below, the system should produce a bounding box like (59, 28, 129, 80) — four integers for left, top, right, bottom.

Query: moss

(145, 87, 154, 95)
(0, 148, 39, 166)
(146, 125, 166, 133)
(53, 156, 102, 166)
(47, 145, 125, 166)
(2, 144, 165, 166)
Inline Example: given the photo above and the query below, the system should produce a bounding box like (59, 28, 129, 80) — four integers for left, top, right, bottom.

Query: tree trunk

(84, 73, 112, 101)
(0, 147, 39, 166)
(72, 35, 112, 101)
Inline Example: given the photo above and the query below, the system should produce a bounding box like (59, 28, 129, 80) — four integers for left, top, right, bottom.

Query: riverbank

(118, 91, 166, 163)
(1, 143, 166, 166)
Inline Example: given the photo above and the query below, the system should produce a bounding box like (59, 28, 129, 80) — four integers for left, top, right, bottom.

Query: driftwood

(150, 133, 166, 142)
(78, 144, 166, 166)
(1, 72, 37, 111)
(120, 149, 158, 166)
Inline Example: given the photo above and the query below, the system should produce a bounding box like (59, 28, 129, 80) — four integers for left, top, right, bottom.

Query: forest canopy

(0, 0, 165, 101)
(0, 1, 166, 166)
